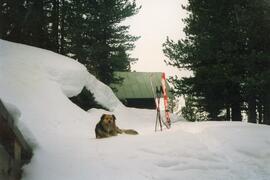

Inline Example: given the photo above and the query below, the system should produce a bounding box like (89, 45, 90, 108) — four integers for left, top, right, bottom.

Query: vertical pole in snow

(155, 96, 162, 132)
(161, 73, 171, 128)
(150, 73, 170, 131)
(150, 74, 162, 131)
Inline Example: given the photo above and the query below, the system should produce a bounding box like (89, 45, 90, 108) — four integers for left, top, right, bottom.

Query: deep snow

(0, 39, 270, 180)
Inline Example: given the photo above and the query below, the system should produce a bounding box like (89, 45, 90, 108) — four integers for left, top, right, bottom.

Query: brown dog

(95, 114, 138, 139)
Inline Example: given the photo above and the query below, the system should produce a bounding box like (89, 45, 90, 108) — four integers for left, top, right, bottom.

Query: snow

(0, 39, 122, 111)
(1, 39, 270, 180)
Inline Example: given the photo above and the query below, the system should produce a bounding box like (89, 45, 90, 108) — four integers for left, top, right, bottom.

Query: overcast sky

(126, 0, 189, 78)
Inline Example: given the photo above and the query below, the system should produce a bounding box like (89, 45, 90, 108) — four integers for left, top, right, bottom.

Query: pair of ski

(150, 73, 171, 131)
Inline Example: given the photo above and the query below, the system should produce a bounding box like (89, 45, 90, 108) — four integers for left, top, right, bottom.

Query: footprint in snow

(156, 160, 180, 168)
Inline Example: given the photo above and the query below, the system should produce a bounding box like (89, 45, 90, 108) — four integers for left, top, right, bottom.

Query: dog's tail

(122, 129, 138, 135)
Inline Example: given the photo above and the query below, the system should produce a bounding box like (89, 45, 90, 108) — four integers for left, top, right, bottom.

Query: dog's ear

(100, 114, 106, 121)
(112, 114, 116, 121)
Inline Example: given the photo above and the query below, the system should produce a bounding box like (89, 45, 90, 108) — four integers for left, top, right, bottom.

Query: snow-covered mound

(1, 39, 270, 180)
(0, 39, 122, 111)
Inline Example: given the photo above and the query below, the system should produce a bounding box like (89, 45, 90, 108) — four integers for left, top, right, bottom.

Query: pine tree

(66, 0, 140, 84)
(243, 0, 270, 124)
(163, 0, 270, 122)
(0, 0, 140, 85)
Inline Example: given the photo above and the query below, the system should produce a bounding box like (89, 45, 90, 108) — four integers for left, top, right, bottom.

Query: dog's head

(100, 114, 116, 129)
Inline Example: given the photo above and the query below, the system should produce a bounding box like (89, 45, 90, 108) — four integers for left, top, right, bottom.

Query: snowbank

(0, 39, 122, 111)
(1, 39, 270, 180)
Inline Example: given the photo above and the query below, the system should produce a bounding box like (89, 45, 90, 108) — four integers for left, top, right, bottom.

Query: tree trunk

(59, 0, 65, 54)
(226, 106, 231, 121)
(231, 85, 242, 121)
(263, 93, 270, 125)
(36, 0, 45, 48)
(231, 101, 242, 121)
(52, 0, 60, 52)
(7, 1, 25, 43)
(257, 102, 263, 124)
(247, 95, 257, 123)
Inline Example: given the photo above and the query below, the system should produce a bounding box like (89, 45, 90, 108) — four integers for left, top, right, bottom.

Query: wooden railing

(0, 100, 32, 180)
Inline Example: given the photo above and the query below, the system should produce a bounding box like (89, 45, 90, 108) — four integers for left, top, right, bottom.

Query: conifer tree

(66, 0, 139, 84)
(0, 0, 140, 85)
(163, 0, 270, 122)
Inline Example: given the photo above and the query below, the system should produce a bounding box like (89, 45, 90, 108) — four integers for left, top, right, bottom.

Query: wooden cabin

(110, 72, 172, 109)
(0, 100, 32, 180)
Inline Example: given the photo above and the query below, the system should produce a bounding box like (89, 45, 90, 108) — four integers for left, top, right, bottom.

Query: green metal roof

(110, 72, 172, 99)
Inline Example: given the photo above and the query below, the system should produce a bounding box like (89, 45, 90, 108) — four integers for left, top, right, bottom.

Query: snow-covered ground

(1, 39, 270, 180)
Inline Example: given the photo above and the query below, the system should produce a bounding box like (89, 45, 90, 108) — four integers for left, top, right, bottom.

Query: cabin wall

(0, 135, 23, 180)
(0, 145, 10, 180)
(0, 104, 30, 180)
(123, 98, 156, 109)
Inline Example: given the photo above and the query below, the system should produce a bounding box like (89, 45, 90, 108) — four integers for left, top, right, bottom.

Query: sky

(126, 0, 189, 78)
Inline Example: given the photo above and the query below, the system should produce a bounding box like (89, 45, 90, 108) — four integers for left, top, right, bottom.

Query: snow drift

(0, 39, 123, 111)
(0, 39, 125, 178)
(1, 39, 270, 180)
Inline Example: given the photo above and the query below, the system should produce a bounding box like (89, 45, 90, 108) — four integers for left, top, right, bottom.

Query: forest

(164, 0, 270, 124)
(0, 0, 139, 84)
